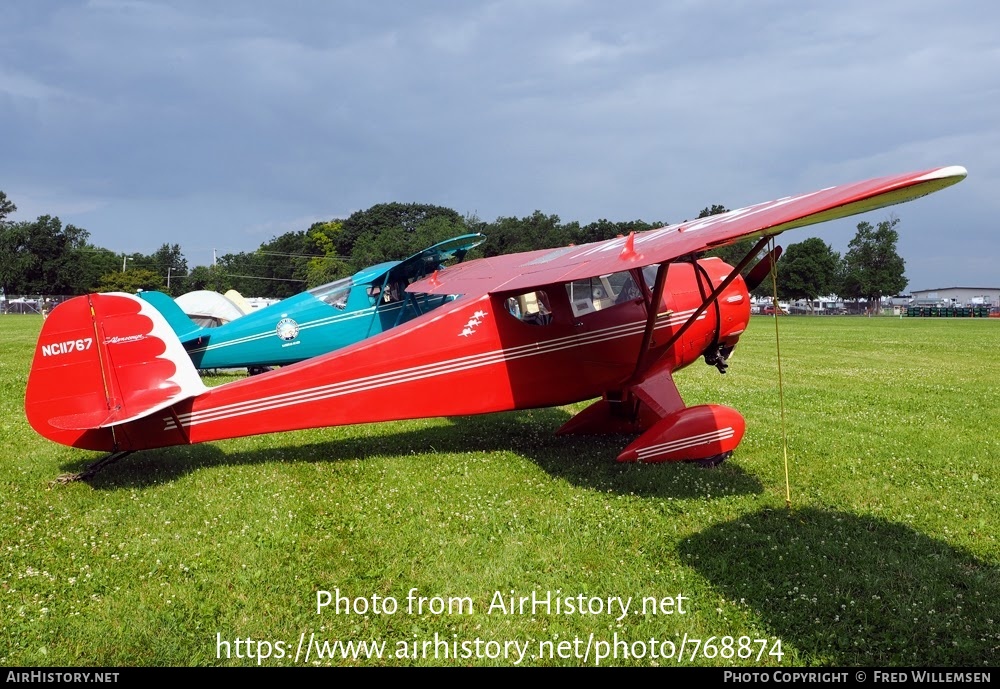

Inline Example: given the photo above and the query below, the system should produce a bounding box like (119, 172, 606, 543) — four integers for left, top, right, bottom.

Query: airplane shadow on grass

(677, 507, 999, 666)
(65, 406, 763, 499)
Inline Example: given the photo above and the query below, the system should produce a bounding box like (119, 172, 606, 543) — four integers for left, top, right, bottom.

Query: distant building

(909, 287, 1000, 308)
(786, 296, 846, 314)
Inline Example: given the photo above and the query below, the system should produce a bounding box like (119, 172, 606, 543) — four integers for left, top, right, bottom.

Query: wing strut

(658, 235, 773, 356)
(628, 262, 670, 382)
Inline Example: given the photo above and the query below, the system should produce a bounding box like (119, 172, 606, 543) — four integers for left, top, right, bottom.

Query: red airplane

(26, 167, 966, 473)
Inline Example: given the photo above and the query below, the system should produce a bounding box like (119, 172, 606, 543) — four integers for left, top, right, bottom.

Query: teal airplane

(139, 234, 485, 370)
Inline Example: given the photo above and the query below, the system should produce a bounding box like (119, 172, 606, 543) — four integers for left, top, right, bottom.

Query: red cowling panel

(616, 404, 745, 463)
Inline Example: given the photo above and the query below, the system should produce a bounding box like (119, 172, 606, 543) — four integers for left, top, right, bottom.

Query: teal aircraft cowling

(139, 234, 485, 370)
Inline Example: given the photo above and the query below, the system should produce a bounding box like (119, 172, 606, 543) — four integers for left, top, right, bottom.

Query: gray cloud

(1, 0, 996, 288)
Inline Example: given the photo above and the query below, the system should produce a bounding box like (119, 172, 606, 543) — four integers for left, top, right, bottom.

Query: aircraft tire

(689, 451, 732, 469)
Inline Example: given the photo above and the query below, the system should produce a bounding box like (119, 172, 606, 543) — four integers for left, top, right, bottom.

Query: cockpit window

(505, 290, 552, 326)
(368, 281, 405, 306)
(308, 276, 353, 310)
(380, 282, 404, 304)
(566, 271, 642, 317)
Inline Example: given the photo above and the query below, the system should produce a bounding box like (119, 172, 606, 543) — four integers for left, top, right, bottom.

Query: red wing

(409, 166, 966, 296)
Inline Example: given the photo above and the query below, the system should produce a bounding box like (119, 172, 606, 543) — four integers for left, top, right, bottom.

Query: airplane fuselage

(37, 258, 749, 453)
(184, 290, 451, 369)
(27, 167, 968, 463)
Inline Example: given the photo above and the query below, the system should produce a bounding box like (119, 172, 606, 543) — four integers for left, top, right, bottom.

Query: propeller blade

(744, 245, 783, 292)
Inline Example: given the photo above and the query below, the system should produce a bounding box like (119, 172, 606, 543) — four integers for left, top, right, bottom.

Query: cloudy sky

(2, 1, 997, 289)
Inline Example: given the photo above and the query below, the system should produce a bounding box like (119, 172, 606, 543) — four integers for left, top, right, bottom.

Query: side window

(566, 272, 641, 317)
(607, 271, 643, 303)
(369, 280, 409, 306)
(505, 290, 553, 326)
(381, 282, 403, 304)
(567, 279, 598, 316)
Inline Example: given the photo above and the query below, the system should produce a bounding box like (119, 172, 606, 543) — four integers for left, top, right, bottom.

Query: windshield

(308, 276, 354, 309)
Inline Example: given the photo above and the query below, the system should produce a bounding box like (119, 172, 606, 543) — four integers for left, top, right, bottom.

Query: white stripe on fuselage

(163, 308, 705, 430)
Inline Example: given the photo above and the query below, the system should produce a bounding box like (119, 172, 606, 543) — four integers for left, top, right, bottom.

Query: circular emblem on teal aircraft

(276, 318, 299, 341)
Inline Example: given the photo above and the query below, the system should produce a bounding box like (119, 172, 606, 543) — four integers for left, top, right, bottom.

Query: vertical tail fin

(25, 293, 206, 450)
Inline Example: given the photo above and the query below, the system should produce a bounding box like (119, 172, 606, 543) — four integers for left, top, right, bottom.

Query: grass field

(1, 314, 997, 666)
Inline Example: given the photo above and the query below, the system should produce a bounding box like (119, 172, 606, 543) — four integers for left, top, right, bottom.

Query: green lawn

(1, 314, 997, 666)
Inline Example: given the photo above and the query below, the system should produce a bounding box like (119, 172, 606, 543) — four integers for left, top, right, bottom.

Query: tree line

(775, 217, 907, 310)
(0, 190, 907, 309)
